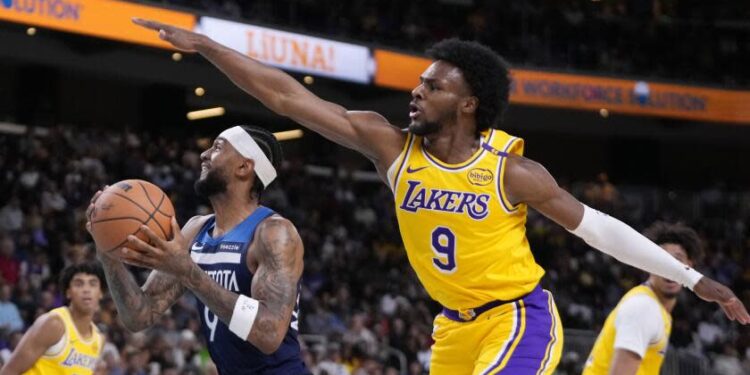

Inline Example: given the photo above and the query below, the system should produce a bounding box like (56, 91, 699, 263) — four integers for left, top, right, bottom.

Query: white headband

(218, 126, 277, 187)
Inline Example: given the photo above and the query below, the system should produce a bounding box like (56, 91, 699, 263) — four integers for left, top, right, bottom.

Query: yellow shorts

(430, 286, 563, 375)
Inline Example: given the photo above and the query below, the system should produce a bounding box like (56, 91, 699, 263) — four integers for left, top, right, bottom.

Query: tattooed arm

(179, 216, 304, 354)
(98, 259, 183, 332)
(93, 215, 209, 332)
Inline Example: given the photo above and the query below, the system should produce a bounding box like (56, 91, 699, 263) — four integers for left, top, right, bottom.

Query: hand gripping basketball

(87, 180, 175, 257)
(118, 218, 192, 275)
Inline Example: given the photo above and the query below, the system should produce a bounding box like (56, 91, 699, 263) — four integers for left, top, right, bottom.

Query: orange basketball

(89, 179, 175, 252)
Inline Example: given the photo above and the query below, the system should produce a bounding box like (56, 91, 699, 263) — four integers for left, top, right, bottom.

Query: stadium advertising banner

(374, 49, 750, 125)
(0, 0, 195, 49)
(196, 17, 373, 84)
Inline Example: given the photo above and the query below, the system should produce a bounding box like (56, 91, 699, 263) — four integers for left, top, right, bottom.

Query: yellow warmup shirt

(24, 307, 103, 375)
(584, 285, 672, 375)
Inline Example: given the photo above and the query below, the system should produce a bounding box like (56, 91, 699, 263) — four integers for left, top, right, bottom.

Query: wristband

(229, 294, 259, 340)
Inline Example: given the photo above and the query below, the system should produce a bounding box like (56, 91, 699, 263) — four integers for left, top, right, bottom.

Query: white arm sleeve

(613, 295, 665, 357)
(569, 205, 704, 290)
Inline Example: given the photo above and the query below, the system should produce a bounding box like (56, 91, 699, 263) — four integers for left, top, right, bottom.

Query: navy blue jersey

(189, 206, 307, 375)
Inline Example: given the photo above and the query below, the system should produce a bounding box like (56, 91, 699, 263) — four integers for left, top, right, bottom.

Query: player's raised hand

(85, 186, 108, 236)
(693, 276, 750, 324)
(132, 17, 204, 52)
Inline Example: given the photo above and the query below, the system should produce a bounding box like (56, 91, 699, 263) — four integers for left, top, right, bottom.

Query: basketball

(88, 179, 175, 252)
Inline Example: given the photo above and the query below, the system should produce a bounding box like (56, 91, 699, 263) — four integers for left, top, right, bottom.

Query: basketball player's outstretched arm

(0, 313, 65, 375)
(504, 155, 750, 325)
(121, 216, 304, 354)
(132, 18, 404, 176)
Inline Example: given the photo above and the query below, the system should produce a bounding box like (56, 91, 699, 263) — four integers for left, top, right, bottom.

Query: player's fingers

(87, 186, 108, 211)
(132, 18, 179, 44)
(730, 305, 744, 323)
(94, 185, 108, 199)
(170, 216, 182, 241)
(721, 297, 749, 323)
(132, 17, 169, 31)
(138, 225, 167, 248)
(120, 248, 154, 269)
(125, 234, 159, 254)
(731, 301, 750, 324)
(722, 304, 737, 321)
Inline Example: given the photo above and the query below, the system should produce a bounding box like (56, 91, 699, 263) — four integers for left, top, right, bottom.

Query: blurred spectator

(0, 198, 23, 232)
(0, 330, 23, 366)
(714, 343, 745, 375)
(0, 284, 24, 333)
(0, 237, 20, 286)
(41, 181, 67, 213)
(314, 343, 350, 375)
(342, 313, 378, 357)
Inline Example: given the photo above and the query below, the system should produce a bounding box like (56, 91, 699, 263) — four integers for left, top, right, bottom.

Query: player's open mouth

(409, 102, 421, 119)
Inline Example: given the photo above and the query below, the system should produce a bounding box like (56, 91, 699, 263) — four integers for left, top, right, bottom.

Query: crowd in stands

(142, 0, 750, 87)
(0, 126, 749, 374)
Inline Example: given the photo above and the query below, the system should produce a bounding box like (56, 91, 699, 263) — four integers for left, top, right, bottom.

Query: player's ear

(461, 96, 478, 115)
(236, 159, 254, 179)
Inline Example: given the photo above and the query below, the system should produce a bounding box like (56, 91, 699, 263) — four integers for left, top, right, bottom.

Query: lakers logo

(399, 180, 490, 220)
(61, 348, 98, 369)
(467, 168, 493, 186)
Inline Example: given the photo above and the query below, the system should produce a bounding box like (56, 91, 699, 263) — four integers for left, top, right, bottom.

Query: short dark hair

(59, 262, 106, 294)
(240, 125, 283, 199)
(426, 38, 511, 132)
(643, 222, 704, 265)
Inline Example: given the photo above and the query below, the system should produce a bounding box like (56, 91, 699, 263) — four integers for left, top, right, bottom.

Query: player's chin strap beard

(218, 126, 277, 187)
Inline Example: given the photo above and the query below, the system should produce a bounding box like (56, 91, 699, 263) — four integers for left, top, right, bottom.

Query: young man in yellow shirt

(1, 263, 105, 375)
(584, 222, 703, 375)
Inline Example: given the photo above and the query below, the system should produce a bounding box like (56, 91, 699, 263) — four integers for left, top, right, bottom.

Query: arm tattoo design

(100, 256, 185, 331)
(180, 218, 302, 353)
(249, 219, 301, 349)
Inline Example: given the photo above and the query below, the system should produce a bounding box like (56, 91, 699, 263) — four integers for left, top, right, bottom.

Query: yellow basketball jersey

(583, 285, 672, 375)
(390, 129, 545, 310)
(24, 307, 103, 375)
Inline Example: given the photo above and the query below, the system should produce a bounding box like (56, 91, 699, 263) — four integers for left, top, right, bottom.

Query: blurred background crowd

(145, 0, 750, 87)
(0, 126, 748, 374)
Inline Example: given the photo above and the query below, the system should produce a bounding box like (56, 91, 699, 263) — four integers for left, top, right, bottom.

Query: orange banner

(374, 50, 430, 92)
(0, 0, 195, 49)
(374, 49, 750, 125)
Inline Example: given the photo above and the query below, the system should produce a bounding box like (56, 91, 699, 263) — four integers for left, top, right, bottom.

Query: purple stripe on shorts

(497, 287, 555, 374)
